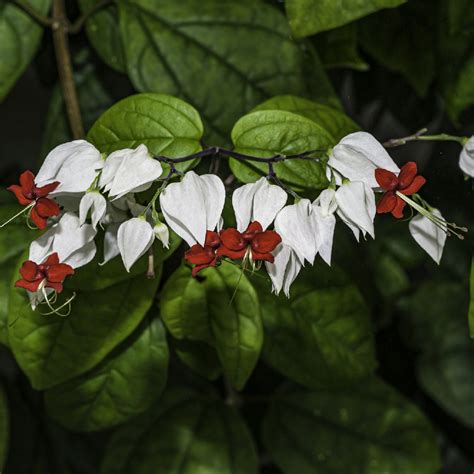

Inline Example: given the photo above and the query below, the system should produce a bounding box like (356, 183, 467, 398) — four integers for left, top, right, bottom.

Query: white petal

(154, 222, 170, 249)
(79, 192, 107, 229)
(117, 218, 155, 272)
(101, 223, 121, 265)
(29, 227, 56, 263)
(99, 150, 126, 190)
(198, 174, 226, 232)
(312, 206, 336, 265)
(265, 244, 302, 297)
(459, 136, 474, 177)
(63, 240, 97, 268)
(409, 210, 447, 264)
(315, 188, 337, 216)
(232, 179, 263, 232)
(252, 179, 287, 230)
(274, 199, 317, 264)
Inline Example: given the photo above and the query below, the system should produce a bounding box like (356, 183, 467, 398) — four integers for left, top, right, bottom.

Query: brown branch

(51, 0, 85, 139)
(9, 0, 53, 26)
(68, 0, 113, 34)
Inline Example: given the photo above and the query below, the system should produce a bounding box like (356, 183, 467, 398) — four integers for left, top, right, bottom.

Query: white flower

(328, 132, 399, 188)
(101, 223, 121, 265)
(159, 171, 225, 247)
(29, 212, 97, 269)
(459, 136, 474, 177)
(409, 209, 447, 264)
(117, 217, 155, 272)
(311, 189, 337, 265)
(232, 177, 287, 232)
(274, 199, 318, 265)
(265, 244, 302, 297)
(153, 222, 170, 249)
(35, 140, 103, 195)
(100, 145, 163, 200)
(79, 191, 107, 229)
(335, 181, 375, 241)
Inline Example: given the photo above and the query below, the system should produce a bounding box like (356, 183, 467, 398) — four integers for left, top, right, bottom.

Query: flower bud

(153, 222, 170, 249)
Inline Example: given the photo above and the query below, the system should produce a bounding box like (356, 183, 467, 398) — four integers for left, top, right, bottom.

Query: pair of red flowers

(8, 170, 60, 229)
(185, 221, 282, 276)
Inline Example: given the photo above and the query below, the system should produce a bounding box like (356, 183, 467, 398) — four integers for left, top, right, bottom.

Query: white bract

(328, 132, 399, 188)
(232, 177, 287, 231)
(79, 191, 107, 229)
(100, 145, 163, 200)
(311, 189, 337, 265)
(153, 222, 170, 249)
(160, 171, 225, 247)
(274, 199, 318, 265)
(409, 209, 447, 264)
(117, 217, 155, 272)
(35, 140, 103, 195)
(459, 136, 474, 177)
(265, 244, 302, 297)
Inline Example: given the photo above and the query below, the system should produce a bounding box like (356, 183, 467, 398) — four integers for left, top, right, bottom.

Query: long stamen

(0, 203, 34, 228)
(39, 287, 76, 317)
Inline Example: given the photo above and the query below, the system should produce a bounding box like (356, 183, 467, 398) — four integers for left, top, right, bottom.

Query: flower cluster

(2, 132, 467, 313)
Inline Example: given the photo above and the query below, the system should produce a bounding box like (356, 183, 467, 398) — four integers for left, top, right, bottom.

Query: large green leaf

(263, 379, 441, 474)
(101, 389, 258, 474)
(87, 93, 204, 159)
(447, 0, 474, 35)
(469, 257, 474, 337)
(285, 0, 406, 38)
(0, 0, 50, 100)
(0, 384, 8, 471)
(399, 282, 474, 427)
(8, 254, 160, 390)
(252, 95, 359, 142)
(117, 0, 320, 143)
(252, 265, 376, 389)
(44, 317, 168, 432)
(173, 339, 221, 381)
(160, 263, 263, 390)
(230, 110, 333, 190)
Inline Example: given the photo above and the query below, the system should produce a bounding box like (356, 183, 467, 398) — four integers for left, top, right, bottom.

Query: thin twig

(68, 0, 113, 34)
(9, 0, 53, 26)
(383, 128, 466, 148)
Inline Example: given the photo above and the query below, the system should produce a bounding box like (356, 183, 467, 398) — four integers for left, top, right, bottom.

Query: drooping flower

(311, 189, 337, 265)
(459, 136, 474, 177)
(153, 222, 170, 249)
(117, 217, 155, 272)
(185, 230, 221, 276)
(79, 191, 107, 229)
(375, 161, 426, 218)
(15, 253, 74, 294)
(232, 177, 287, 232)
(409, 210, 447, 264)
(7, 170, 60, 229)
(35, 140, 104, 195)
(99, 145, 163, 200)
(160, 171, 225, 247)
(217, 221, 282, 263)
(265, 243, 302, 297)
(328, 132, 400, 188)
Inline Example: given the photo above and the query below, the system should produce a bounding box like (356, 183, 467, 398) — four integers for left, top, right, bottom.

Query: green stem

(384, 128, 467, 148)
(9, 0, 53, 26)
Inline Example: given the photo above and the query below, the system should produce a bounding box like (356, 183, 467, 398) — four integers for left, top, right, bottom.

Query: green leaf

(252, 95, 359, 142)
(469, 257, 474, 337)
(316, 24, 369, 71)
(0, 384, 8, 471)
(87, 93, 203, 158)
(399, 282, 474, 427)
(285, 0, 406, 38)
(263, 379, 441, 474)
(78, 0, 126, 73)
(101, 389, 258, 474)
(173, 339, 221, 381)
(359, 0, 435, 97)
(44, 317, 168, 432)
(230, 110, 333, 190)
(8, 254, 160, 390)
(252, 265, 376, 389)
(117, 0, 320, 144)
(447, 0, 474, 35)
(0, 0, 50, 100)
(160, 262, 263, 390)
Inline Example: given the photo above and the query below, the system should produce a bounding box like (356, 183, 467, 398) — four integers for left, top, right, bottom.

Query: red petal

(185, 245, 215, 265)
(376, 192, 397, 214)
(7, 185, 32, 206)
(251, 231, 282, 253)
(397, 162, 418, 189)
(191, 259, 217, 277)
(246, 221, 263, 233)
(35, 198, 60, 218)
(15, 278, 43, 292)
(391, 197, 407, 219)
(220, 228, 246, 251)
(45, 282, 63, 293)
(42, 253, 60, 266)
(35, 181, 60, 198)
(19, 260, 40, 281)
(30, 207, 47, 230)
(375, 169, 398, 191)
(400, 175, 426, 195)
(205, 231, 220, 248)
(251, 251, 275, 263)
(46, 264, 74, 283)
(19, 171, 35, 195)
(216, 246, 247, 260)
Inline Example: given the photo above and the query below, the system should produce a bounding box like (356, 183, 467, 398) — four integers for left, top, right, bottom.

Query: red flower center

(8, 170, 61, 229)
(15, 253, 74, 294)
(184, 231, 221, 277)
(375, 161, 426, 219)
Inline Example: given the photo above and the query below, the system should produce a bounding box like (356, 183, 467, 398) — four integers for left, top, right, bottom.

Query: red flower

(15, 253, 74, 294)
(217, 221, 282, 263)
(8, 170, 60, 229)
(375, 162, 426, 218)
(184, 231, 221, 276)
